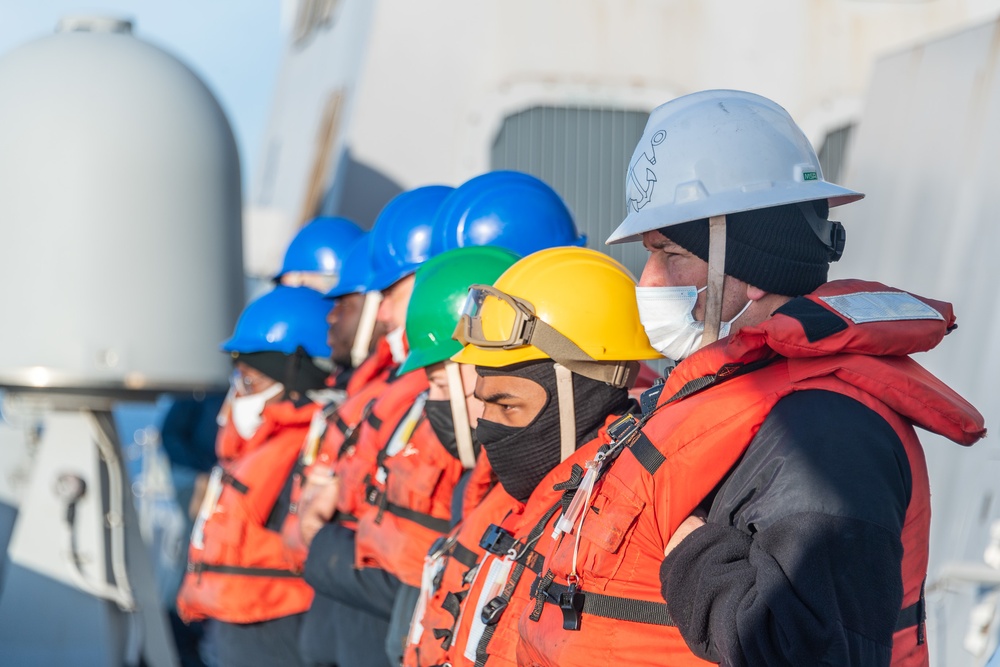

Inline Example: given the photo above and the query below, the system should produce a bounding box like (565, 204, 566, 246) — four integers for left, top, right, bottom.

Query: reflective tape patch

(819, 292, 944, 324)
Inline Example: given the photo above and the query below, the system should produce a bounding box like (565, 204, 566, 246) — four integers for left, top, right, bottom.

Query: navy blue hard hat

(366, 185, 454, 292)
(430, 171, 585, 255)
(324, 234, 372, 299)
(221, 286, 332, 358)
(274, 216, 364, 282)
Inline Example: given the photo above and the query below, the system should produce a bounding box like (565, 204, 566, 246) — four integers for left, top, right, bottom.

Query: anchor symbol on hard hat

(627, 129, 666, 212)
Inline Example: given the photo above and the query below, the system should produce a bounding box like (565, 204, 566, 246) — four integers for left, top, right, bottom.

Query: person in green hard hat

(349, 245, 520, 666)
(306, 246, 518, 665)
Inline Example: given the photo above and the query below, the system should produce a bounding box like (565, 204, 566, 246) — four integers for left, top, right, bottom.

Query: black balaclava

(474, 360, 631, 503)
(424, 399, 482, 462)
(661, 201, 835, 297)
(236, 347, 330, 397)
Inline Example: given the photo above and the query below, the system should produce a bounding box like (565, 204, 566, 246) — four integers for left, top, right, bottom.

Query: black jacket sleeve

(660, 390, 912, 666)
(303, 522, 400, 620)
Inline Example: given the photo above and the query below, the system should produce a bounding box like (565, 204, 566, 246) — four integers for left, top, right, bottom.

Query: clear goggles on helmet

(453, 284, 638, 389)
(454, 284, 539, 349)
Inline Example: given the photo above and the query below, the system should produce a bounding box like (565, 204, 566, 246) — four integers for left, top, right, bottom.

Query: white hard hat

(607, 90, 863, 245)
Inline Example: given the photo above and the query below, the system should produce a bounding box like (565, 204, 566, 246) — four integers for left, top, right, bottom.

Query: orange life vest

(403, 480, 516, 667)
(177, 400, 319, 624)
(462, 453, 500, 520)
(449, 420, 622, 667)
(281, 349, 396, 550)
(334, 368, 430, 523)
(515, 280, 985, 667)
(347, 336, 395, 397)
(355, 415, 466, 587)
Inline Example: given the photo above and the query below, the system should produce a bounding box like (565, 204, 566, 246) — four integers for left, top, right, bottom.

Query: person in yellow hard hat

(421, 246, 659, 667)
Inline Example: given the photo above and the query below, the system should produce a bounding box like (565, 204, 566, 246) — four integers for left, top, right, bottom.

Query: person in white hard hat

(514, 90, 985, 667)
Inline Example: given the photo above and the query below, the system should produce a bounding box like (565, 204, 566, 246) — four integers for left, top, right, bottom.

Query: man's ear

(746, 285, 768, 301)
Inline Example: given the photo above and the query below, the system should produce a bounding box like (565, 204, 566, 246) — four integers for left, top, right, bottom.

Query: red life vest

(177, 400, 320, 624)
(515, 280, 985, 667)
(449, 419, 623, 667)
(335, 368, 430, 523)
(355, 416, 466, 587)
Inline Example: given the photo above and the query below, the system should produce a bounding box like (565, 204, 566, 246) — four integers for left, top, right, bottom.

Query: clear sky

(0, 0, 284, 189)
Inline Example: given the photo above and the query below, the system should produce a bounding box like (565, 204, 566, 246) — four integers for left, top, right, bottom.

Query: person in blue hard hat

(430, 170, 585, 256)
(296, 185, 453, 667)
(324, 234, 386, 382)
(176, 285, 335, 667)
(366, 185, 454, 366)
(275, 216, 364, 293)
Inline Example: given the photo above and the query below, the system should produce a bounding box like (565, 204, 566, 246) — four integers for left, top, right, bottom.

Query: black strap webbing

(441, 590, 463, 621)
(530, 579, 675, 627)
(220, 472, 249, 495)
(337, 399, 376, 458)
(628, 432, 666, 476)
(187, 562, 301, 579)
(384, 501, 451, 534)
(364, 484, 451, 533)
(895, 579, 926, 645)
(449, 541, 480, 569)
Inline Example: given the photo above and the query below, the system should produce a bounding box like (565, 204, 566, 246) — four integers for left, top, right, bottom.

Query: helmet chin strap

(445, 361, 477, 469)
(702, 215, 727, 346)
(554, 364, 577, 462)
(351, 291, 382, 368)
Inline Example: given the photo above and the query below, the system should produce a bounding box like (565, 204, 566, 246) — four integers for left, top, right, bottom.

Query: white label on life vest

(379, 392, 429, 484)
(191, 466, 224, 550)
(301, 409, 327, 466)
(385, 392, 429, 459)
(408, 552, 446, 646)
(819, 291, 944, 324)
(463, 555, 513, 662)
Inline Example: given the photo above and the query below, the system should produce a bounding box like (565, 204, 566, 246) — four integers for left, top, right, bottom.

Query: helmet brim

(606, 183, 864, 245)
(398, 344, 459, 375)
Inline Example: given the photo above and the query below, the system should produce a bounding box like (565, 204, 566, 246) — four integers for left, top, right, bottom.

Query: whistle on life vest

(559, 580, 585, 631)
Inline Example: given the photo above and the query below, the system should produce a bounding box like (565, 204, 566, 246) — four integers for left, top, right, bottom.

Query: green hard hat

(399, 245, 520, 374)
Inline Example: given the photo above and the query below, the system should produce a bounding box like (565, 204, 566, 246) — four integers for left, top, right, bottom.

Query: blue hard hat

(221, 286, 332, 358)
(430, 171, 585, 256)
(325, 234, 372, 299)
(274, 216, 365, 281)
(366, 185, 454, 292)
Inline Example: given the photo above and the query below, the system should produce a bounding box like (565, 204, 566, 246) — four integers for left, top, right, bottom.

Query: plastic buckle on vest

(604, 413, 642, 460)
(559, 579, 584, 631)
(829, 221, 845, 262)
(480, 596, 508, 626)
(479, 524, 512, 556)
(365, 484, 388, 524)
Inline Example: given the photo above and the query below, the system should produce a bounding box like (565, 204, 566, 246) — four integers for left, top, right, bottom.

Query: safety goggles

(454, 284, 538, 349)
(230, 368, 277, 397)
(453, 284, 638, 388)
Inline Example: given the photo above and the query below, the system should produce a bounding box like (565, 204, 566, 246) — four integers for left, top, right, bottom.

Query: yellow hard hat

(451, 247, 660, 387)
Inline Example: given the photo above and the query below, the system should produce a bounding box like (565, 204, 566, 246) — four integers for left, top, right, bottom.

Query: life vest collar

(662, 279, 985, 447)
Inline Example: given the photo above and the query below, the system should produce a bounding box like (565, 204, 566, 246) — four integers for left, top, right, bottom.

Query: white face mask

(386, 326, 408, 364)
(230, 382, 285, 440)
(635, 285, 751, 361)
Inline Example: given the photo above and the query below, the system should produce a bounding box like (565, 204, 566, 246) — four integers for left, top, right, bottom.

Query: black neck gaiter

(475, 361, 632, 503)
(424, 398, 482, 462)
